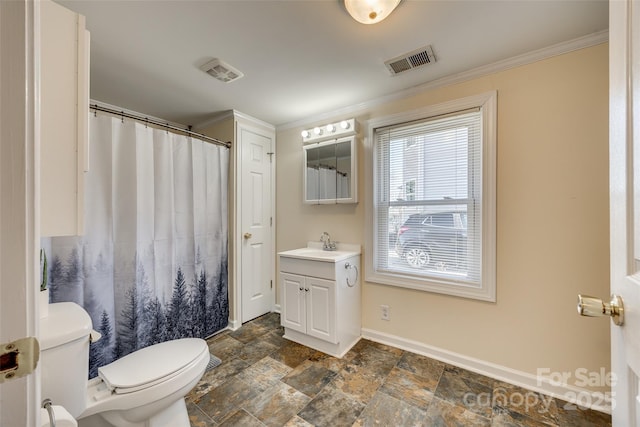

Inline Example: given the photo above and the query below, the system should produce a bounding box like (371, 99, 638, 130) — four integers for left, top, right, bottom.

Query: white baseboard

(230, 306, 280, 331)
(227, 318, 241, 331)
(361, 328, 611, 414)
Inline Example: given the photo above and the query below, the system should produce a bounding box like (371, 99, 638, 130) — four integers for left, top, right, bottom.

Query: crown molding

(194, 109, 275, 132)
(277, 29, 608, 132)
(233, 110, 276, 131)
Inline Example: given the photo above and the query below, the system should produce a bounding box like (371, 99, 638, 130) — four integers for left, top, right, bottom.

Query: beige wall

(276, 43, 610, 391)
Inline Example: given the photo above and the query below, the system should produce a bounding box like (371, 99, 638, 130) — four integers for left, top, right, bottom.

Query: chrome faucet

(320, 231, 336, 251)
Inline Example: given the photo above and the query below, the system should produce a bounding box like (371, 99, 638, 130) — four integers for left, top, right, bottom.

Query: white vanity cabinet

(281, 273, 337, 343)
(40, 0, 90, 236)
(279, 243, 361, 357)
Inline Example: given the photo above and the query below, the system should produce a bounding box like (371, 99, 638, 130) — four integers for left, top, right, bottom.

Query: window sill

(365, 269, 496, 302)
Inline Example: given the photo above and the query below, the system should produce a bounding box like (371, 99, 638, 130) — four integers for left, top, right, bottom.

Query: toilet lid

(98, 338, 207, 394)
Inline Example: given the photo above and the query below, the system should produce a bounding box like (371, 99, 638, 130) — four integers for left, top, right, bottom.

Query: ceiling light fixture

(344, 0, 401, 25)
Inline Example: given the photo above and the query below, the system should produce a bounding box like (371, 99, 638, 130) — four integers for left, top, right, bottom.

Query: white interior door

(240, 122, 274, 322)
(0, 0, 39, 425)
(609, 0, 640, 425)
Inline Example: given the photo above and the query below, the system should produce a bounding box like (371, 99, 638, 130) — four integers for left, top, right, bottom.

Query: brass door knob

(244, 232, 252, 239)
(577, 294, 624, 326)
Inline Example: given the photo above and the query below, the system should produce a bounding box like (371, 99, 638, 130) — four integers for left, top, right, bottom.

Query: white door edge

(609, 0, 640, 425)
(0, 0, 40, 424)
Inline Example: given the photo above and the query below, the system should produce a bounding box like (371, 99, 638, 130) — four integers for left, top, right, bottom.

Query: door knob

(244, 232, 252, 239)
(577, 294, 624, 326)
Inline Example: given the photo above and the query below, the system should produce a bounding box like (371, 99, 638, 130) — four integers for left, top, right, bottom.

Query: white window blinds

(374, 110, 483, 287)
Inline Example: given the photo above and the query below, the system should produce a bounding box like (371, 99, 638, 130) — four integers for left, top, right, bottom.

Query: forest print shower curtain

(46, 114, 229, 378)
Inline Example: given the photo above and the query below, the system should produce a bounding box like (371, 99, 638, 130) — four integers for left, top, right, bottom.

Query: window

(365, 92, 496, 301)
(404, 179, 416, 201)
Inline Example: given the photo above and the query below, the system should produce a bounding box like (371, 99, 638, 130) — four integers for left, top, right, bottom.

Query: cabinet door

(303, 136, 357, 205)
(281, 273, 306, 333)
(40, 0, 89, 236)
(306, 277, 337, 343)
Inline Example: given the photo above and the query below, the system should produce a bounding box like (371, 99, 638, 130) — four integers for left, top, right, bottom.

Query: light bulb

(301, 130, 310, 138)
(313, 127, 322, 136)
(326, 124, 336, 133)
(340, 120, 350, 130)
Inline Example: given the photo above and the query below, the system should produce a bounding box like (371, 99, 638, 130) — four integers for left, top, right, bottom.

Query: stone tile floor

(186, 313, 611, 427)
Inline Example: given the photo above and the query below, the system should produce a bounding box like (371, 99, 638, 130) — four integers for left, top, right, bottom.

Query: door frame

(232, 112, 276, 327)
(0, 0, 40, 424)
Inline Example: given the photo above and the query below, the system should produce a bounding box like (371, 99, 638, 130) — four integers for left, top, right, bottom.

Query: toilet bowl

(40, 302, 209, 427)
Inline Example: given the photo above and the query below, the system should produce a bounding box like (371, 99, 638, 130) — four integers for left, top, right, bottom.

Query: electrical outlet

(381, 304, 390, 321)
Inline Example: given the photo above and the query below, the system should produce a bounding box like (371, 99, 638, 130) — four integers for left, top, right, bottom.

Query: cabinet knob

(305, 288, 309, 292)
(299, 287, 304, 291)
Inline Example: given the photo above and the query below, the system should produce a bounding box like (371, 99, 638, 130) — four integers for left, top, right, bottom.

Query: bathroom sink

(278, 242, 360, 263)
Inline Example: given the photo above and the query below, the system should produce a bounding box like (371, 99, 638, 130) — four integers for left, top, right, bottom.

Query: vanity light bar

(301, 118, 357, 144)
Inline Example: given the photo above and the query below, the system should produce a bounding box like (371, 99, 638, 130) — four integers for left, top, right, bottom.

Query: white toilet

(40, 302, 210, 427)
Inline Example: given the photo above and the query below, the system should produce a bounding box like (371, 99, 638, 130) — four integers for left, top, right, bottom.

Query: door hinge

(270, 217, 273, 227)
(267, 152, 274, 163)
(270, 280, 273, 289)
(0, 337, 39, 384)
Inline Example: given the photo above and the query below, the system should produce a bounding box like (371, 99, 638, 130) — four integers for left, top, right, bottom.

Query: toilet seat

(98, 338, 208, 394)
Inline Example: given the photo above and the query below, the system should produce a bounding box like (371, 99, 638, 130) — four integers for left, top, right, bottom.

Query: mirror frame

(303, 135, 357, 204)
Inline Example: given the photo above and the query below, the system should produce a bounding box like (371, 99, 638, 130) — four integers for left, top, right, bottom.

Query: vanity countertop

(278, 242, 360, 263)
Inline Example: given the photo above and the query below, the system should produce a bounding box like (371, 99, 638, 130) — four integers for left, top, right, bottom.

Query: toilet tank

(40, 302, 92, 418)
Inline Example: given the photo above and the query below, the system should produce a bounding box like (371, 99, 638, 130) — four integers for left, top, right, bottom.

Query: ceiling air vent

(385, 45, 436, 75)
(200, 58, 244, 83)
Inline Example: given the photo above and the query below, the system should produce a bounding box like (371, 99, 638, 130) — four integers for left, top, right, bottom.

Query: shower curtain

(46, 114, 229, 378)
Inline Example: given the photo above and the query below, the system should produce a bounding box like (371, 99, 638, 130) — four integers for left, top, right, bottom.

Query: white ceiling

(57, 0, 608, 128)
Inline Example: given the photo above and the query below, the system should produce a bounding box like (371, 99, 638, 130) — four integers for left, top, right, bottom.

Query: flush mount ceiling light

(344, 0, 401, 25)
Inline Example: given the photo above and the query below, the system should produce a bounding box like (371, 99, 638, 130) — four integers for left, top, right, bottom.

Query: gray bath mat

(206, 353, 222, 372)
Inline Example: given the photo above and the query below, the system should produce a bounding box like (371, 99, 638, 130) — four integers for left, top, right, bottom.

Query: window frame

(364, 91, 497, 302)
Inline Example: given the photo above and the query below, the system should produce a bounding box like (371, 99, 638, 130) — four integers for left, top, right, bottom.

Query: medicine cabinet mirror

(304, 136, 357, 204)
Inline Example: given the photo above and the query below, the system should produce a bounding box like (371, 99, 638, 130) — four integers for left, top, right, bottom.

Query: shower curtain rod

(90, 104, 232, 148)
